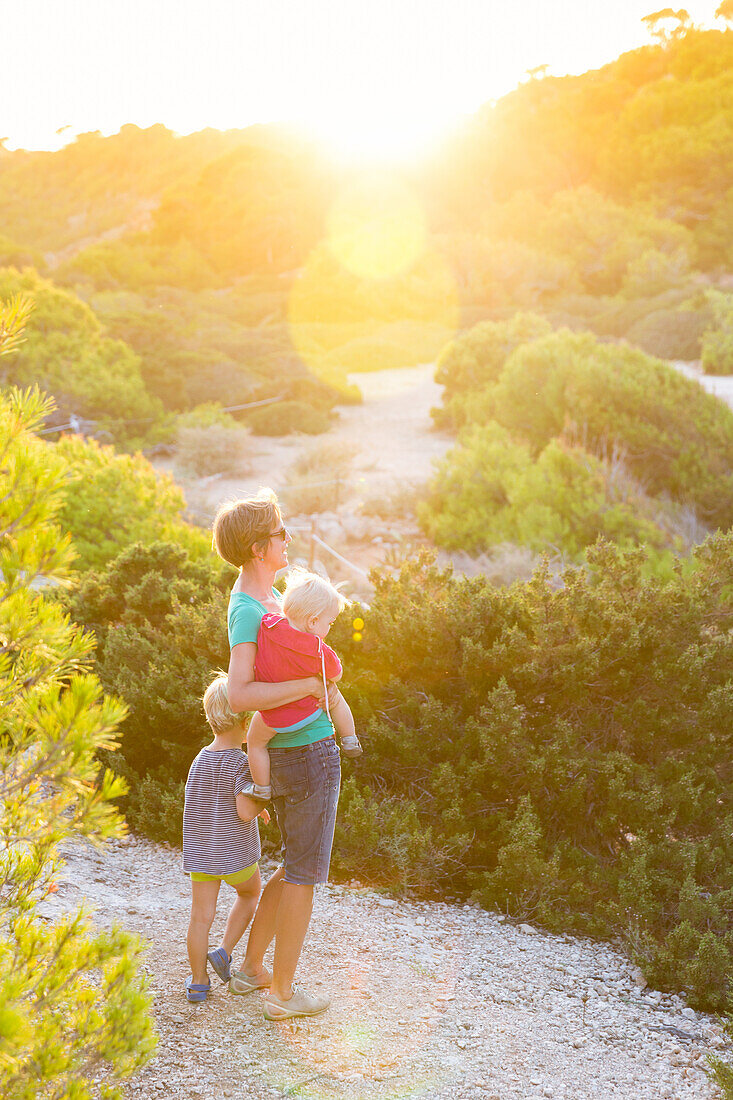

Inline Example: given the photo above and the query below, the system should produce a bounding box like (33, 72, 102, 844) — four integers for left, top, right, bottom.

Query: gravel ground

(41, 836, 726, 1100)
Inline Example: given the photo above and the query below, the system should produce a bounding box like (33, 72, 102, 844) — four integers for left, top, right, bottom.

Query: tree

(0, 298, 156, 1097)
(716, 0, 733, 24)
(641, 9, 692, 44)
(0, 269, 162, 448)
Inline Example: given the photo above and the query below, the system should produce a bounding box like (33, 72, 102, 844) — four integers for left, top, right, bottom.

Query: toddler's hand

(315, 680, 340, 709)
(258, 808, 270, 825)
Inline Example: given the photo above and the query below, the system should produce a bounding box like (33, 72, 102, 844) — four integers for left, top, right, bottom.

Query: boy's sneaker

(340, 736, 363, 759)
(240, 782, 271, 801)
(263, 984, 330, 1020)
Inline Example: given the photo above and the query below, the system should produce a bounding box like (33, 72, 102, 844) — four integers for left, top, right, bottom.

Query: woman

(211, 488, 341, 1020)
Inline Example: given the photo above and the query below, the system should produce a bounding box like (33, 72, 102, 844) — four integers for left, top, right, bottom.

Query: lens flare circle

(327, 176, 427, 281)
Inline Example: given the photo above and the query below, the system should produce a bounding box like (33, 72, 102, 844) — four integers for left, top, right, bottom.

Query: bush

(434, 312, 553, 429)
(0, 268, 162, 447)
(333, 544, 733, 1010)
(702, 330, 733, 375)
(282, 439, 357, 514)
(63, 541, 232, 782)
(482, 330, 733, 529)
(418, 423, 700, 560)
(626, 305, 709, 360)
(701, 290, 733, 376)
(173, 402, 248, 478)
(174, 424, 249, 478)
(246, 399, 331, 436)
(53, 434, 191, 569)
(621, 247, 691, 299)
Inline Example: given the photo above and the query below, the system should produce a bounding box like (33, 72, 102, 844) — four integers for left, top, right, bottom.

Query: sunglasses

(265, 526, 290, 542)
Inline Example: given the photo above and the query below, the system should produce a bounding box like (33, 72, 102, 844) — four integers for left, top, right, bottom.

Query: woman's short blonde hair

(202, 672, 244, 735)
(212, 488, 282, 568)
(282, 569, 346, 627)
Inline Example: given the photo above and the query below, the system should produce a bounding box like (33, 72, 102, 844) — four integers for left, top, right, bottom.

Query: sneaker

(340, 736, 363, 759)
(229, 968, 271, 996)
(263, 984, 330, 1020)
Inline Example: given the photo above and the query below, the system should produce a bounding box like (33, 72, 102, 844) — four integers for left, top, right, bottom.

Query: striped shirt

(182, 747, 261, 875)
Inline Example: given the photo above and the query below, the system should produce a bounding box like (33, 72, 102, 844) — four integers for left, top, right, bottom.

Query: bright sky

(3, 0, 725, 159)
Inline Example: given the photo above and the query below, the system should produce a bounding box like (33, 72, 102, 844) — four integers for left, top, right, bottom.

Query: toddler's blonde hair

(282, 569, 345, 628)
(202, 672, 244, 735)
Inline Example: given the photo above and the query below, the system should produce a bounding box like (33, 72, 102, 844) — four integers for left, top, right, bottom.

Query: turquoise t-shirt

(228, 590, 334, 749)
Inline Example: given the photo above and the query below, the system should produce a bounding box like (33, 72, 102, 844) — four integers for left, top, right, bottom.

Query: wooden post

(308, 519, 315, 570)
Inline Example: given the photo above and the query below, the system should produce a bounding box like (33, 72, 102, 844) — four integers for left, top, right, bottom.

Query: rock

(630, 966, 647, 989)
(519, 923, 538, 936)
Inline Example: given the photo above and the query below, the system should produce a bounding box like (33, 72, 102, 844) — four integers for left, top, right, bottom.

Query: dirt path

(673, 360, 733, 410)
(180, 363, 449, 513)
(43, 836, 724, 1100)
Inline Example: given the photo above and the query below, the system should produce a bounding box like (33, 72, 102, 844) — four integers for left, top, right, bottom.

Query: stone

(519, 923, 538, 936)
(630, 966, 647, 989)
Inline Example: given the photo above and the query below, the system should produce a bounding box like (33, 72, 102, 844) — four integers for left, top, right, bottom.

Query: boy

(245, 570, 362, 800)
(182, 673, 271, 1002)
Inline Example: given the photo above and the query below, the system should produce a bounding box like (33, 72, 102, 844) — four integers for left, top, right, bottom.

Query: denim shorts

(269, 736, 341, 886)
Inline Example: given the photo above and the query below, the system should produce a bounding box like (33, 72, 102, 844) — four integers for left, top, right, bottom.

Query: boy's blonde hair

(282, 569, 346, 627)
(212, 487, 282, 568)
(202, 673, 244, 735)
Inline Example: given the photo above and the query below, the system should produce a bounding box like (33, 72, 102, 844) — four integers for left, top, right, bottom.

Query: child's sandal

(207, 947, 231, 983)
(185, 979, 211, 1003)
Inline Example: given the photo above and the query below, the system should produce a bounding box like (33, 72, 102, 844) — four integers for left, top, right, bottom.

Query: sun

(301, 104, 461, 164)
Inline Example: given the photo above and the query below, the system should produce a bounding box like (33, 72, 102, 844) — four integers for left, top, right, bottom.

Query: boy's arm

(236, 793, 270, 824)
(228, 642, 322, 713)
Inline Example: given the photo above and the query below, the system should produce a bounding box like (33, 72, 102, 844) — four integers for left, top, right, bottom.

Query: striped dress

(182, 747, 261, 875)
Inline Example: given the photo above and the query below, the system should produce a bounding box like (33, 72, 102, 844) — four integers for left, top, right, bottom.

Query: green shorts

(189, 862, 258, 886)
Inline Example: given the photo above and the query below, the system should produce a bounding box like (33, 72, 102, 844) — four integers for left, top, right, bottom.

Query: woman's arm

(227, 642, 322, 713)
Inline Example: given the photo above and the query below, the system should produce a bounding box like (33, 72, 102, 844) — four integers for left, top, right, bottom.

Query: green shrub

(63, 541, 232, 779)
(419, 423, 700, 560)
(332, 777, 470, 892)
(247, 399, 331, 436)
(333, 544, 733, 1009)
(482, 330, 733, 529)
(54, 434, 190, 569)
(434, 312, 552, 429)
(621, 247, 691, 299)
(626, 305, 708, 360)
(701, 290, 733, 375)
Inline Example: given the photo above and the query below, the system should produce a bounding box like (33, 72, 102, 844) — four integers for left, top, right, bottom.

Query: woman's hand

(258, 808, 270, 825)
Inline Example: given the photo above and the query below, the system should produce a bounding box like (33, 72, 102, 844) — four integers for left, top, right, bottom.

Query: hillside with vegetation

(6, 14, 733, 1097)
(0, 19, 731, 452)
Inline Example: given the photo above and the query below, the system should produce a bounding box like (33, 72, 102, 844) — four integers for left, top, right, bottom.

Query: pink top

(255, 613, 342, 729)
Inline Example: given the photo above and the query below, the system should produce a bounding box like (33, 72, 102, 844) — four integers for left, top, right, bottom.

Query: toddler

(182, 673, 271, 1002)
(246, 570, 362, 799)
